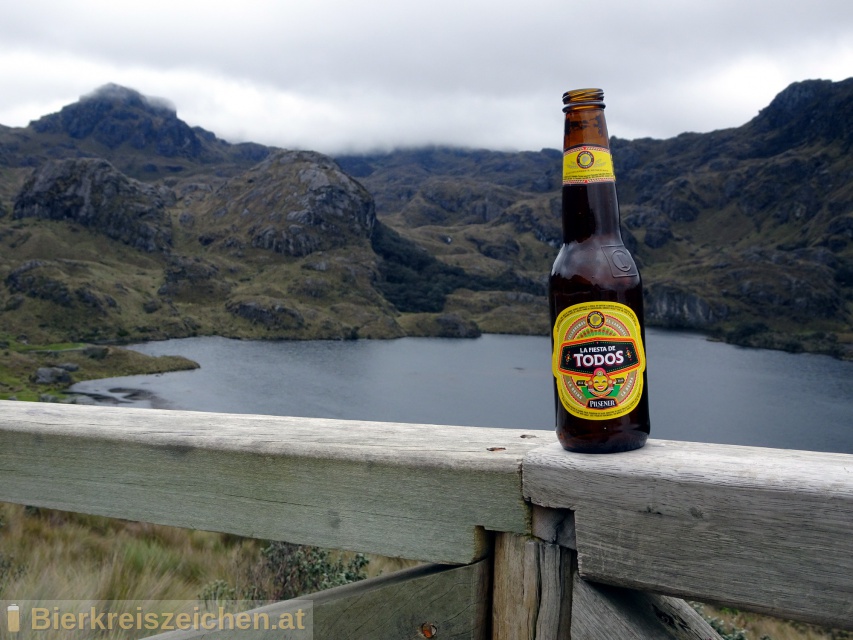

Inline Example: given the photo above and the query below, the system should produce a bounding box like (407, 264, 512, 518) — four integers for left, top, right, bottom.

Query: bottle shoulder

(550, 240, 641, 288)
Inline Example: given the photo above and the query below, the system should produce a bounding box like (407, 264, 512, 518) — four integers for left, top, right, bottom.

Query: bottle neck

(561, 105, 621, 244)
(562, 183, 620, 243)
(564, 105, 610, 149)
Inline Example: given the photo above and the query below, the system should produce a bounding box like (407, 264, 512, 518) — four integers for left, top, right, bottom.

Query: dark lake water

(70, 330, 853, 454)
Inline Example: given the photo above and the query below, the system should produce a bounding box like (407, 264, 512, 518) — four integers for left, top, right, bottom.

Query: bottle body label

(552, 301, 646, 420)
(562, 145, 615, 184)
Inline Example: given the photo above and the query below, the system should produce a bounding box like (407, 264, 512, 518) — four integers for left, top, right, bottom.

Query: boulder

(434, 313, 482, 338)
(82, 346, 109, 359)
(33, 367, 72, 385)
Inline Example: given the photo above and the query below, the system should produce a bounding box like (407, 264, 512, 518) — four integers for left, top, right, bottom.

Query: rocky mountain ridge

(1, 83, 269, 179)
(336, 78, 853, 357)
(0, 80, 851, 359)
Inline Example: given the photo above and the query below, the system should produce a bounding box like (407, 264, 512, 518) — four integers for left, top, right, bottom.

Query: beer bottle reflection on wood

(549, 88, 650, 453)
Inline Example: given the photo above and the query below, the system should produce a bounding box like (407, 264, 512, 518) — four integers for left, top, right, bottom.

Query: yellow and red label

(562, 145, 615, 184)
(552, 302, 645, 420)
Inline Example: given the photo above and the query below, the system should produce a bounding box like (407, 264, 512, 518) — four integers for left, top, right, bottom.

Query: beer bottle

(549, 88, 650, 453)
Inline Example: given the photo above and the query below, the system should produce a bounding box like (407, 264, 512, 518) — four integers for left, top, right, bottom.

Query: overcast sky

(1, 0, 851, 155)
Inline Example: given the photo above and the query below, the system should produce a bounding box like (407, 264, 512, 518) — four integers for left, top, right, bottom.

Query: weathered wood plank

(0, 402, 543, 564)
(523, 440, 853, 630)
(492, 533, 572, 640)
(531, 505, 576, 550)
(312, 561, 490, 639)
(145, 560, 490, 639)
(571, 574, 721, 640)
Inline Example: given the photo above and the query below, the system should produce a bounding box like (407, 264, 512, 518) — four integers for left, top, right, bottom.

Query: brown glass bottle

(549, 88, 650, 453)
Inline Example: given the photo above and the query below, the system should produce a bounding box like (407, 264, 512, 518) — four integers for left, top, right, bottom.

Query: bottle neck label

(552, 301, 645, 420)
(562, 145, 615, 185)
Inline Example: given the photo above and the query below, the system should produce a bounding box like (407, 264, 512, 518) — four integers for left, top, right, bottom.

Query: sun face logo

(587, 367, 615, 398)
(576, 150, 595, 169)
(586, 311, 605, 329)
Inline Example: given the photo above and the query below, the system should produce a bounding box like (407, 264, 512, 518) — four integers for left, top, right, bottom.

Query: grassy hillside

(3, 80, 852, 360)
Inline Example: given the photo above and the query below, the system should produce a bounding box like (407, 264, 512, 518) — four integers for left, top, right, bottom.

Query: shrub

(199, 541, 369, 604)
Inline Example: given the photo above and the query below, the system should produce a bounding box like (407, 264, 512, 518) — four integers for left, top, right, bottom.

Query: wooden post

(492, 532, 573, 640)
(503, 506, 720, 639)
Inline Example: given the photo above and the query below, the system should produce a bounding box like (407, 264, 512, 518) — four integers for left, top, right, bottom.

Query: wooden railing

(1, 401, 851, 638)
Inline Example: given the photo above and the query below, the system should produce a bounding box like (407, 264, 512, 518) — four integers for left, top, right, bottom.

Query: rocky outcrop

(433, 313, 481, 338)
(402, 179, 518, 227)
(32, 367, 72, 385)
(201, 150, 376, 258)
(5, 260, 73, 306)
(226, 298, 305, 330)
(403, 312, 482, 338)
(158, 256, 230, 299)
(74, 286, 118, 315)
(29, 84, 206, 158)
(721, 251, 842, 319)
(13, 158, 173, 252)
(747, 78, 853, 154)
(502, 198, 562, 248)
(622, 205, 673, 249)
(644, 283, 728, 329)
(0, 84, 271, 177)
(4, 260, 119, 314)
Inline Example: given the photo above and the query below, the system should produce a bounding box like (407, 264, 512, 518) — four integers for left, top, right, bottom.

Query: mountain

(0, 80, 851, 360)
(0, 85, 487, 347)
(336, 78, 853, 357)
(7, 83, 270, 177)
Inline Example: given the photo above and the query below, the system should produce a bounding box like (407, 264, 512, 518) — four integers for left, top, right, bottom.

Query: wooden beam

(144, 560, 490, 639)
(571, 574, 721, 640)
(531, 505, 576, 550)
(0, 402, 543, 564)
(312, 561, 490, 639)
(523, 440, 853, 630)
(492, 533, 573, 639)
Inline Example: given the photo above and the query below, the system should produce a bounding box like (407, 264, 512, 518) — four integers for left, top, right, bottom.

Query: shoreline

(66, 385, 168, 409)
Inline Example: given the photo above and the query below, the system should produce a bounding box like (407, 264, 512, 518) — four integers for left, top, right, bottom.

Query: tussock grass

(694, 603, 851, 640)
(0, 503, 259, 603)
(0, 503, 415, 615)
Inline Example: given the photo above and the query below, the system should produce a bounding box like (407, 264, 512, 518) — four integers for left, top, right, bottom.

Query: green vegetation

(0, 504, 407, 623)
(692, 602, 852, 640)
(0, 503, 262, 605)
(0, 334, 198, 401)
(371, 221, 542, 314)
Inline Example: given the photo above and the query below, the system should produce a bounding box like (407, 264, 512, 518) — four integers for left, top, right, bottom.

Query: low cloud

(0, 0, 850, 153)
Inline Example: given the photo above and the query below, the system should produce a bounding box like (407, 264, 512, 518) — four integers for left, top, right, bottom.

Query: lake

(70, 330, 853, 454)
